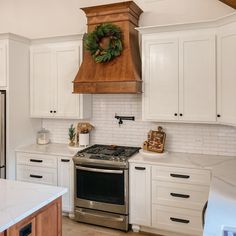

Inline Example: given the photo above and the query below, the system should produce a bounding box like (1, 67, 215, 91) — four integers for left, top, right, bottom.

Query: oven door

(75, 165, 128, 214)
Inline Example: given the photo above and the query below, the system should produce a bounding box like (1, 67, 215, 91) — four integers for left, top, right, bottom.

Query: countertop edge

(15, 149, 75, 157)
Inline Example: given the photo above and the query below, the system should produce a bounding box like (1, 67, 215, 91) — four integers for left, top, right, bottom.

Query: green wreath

(84, 23, 123, 63)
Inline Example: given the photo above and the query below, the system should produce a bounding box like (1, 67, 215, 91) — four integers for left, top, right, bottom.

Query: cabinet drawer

(8, 216, 36, 236)
(152, 205, 202, 235)
(152, 166, 211, 185)
(152, 180, 209, 210)
(17, 165, 57, 186)
(16, 152, 57, 169)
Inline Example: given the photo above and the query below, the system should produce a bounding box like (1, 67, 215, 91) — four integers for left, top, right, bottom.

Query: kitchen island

(0, 179, 66, 236)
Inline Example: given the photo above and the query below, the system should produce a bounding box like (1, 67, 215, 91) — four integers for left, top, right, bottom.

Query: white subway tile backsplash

(42, 94, 236, 156)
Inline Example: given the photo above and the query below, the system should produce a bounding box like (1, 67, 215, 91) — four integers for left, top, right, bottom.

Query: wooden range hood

(220, 0, 236, 9)
(73, 1, 143, 94)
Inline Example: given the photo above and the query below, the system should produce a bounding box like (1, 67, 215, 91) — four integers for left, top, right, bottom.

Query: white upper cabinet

(0, 40, 7, 87)
(143, 38, 179, 121)
(141, 29, 216, 123)
(30, 38, 91, 119)
(54, 45, 82, 118)
(30, 48, 54, 117)
(217, 22, 236, 125)
(179, 34, 216, 122)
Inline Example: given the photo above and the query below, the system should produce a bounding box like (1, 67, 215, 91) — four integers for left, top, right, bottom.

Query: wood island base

(0, 197, 62, 236)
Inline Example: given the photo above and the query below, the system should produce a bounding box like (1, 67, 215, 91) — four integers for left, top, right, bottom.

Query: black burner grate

(77, 144, 140, 159)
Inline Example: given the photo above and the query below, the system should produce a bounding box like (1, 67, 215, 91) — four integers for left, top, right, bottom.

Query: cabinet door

(129, 163, 151, 226)
(30, 48, 54, 117)
(58, 157, 74, 212)
(0, 40, 7, 87)
(179, 34, 216, 122)
(54, 45, 81, 118)
(217, 23, 236, 125)
(36, 198, 62, 236)
(143, 38, 179, 121)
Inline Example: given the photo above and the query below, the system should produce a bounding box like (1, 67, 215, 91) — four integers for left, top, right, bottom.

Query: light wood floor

(62, 216, 156, 236)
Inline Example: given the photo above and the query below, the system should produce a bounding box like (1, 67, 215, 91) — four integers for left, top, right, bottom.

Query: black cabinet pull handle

(30, 159, 43, 163)
(174, 113, 178, 116)
(170, 193, 190, 199)
(50, 110, 53, 113)
(61, 159, 70, 162)
(135, 167, 146, 170)
(170, 173, 190, 179)
(170, 217, 190, 224)
(217, 114, 221, 118)
(19, 222, 32, 236)
(180, 113, 183, 116)
(54, 111, 56, 113)
(30, 174, 43, 179)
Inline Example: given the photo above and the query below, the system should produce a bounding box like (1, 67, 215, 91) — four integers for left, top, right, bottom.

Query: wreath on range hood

(84, 23, 123, 63)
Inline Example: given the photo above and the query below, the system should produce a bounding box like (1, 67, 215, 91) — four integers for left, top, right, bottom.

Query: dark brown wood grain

(73, 1, 143, 94)
(220, 0, 236, 9)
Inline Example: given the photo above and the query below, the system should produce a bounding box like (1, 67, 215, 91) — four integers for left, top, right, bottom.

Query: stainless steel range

(73, 144, 140, 231)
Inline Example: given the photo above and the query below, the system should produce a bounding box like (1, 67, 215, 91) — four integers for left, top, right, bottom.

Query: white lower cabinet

(129, 163, 210, 236)
(152, 181, 209, 210)
(129, 163, 151, 227)
(58, 157, 74, 213)
(16, 152, 74, 213)
(17, 165, 58, 186)
(152, 205, 202, 235)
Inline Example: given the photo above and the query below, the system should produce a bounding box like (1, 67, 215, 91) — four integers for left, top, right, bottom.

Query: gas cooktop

(73, 144, 140, 168)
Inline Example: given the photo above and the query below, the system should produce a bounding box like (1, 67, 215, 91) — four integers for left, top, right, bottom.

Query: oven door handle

(75, 165, 124, 174)
(76, 209, 124, 222)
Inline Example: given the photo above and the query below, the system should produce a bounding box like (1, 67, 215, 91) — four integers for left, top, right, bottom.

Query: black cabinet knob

(174, 113, 178, 116)
(50, 110, 53, 113)
(217, 114, 221, 118)
(54, 111, 56, 113)
(180, 113, 183, 116)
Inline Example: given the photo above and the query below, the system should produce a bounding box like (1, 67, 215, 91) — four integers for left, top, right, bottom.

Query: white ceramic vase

(79, 133, 90, 147)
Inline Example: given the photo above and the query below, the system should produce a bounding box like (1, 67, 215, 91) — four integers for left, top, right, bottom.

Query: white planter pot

(79, 133, 90, 147)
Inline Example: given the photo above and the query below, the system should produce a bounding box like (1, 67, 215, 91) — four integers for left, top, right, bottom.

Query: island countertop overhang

(0, 179, 66, 233)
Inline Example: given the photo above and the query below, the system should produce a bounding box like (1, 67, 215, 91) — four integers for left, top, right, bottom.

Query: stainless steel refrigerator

(0, 91, 6, 179)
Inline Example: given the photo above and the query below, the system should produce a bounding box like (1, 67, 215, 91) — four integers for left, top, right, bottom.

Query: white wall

(0, 0, 234, 39)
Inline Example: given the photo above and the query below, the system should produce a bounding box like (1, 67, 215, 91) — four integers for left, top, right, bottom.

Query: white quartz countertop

(15, 143, 85, 157)
(129, 151, 236, 182)
(204, 177, 236, 236)
(0, 179, 66, 233)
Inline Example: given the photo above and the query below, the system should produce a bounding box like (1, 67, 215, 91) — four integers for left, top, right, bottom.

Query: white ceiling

(0, 0, 234, 39)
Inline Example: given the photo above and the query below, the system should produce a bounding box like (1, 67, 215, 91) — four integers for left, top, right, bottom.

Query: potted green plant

(68, 124, 76, 146)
